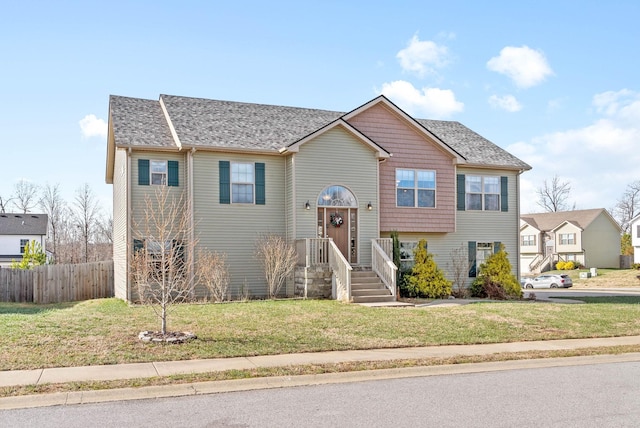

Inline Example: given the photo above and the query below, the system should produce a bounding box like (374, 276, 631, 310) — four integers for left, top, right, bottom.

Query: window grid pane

(232, 183, 254, 203)
(231, 163, 255, 204)
(396, 169, 436, 207)
(397, 189, 414, 207)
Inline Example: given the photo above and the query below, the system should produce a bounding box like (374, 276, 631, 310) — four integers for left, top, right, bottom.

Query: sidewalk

(3, 335, 640, 389)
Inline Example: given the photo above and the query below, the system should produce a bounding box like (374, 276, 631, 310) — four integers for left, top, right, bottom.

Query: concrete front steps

(351, 269, 395, 303)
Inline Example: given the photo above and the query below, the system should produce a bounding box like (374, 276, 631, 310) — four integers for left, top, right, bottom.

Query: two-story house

(0, 213, 48, 267)
(520, 208, 621, 274)
(106, 94, 531, 302)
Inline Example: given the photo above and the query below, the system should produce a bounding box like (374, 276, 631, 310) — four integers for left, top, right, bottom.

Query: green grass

(1, 298, 640, 371)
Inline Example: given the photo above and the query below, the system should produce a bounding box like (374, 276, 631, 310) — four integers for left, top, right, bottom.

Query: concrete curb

(3, 352, 640, 410)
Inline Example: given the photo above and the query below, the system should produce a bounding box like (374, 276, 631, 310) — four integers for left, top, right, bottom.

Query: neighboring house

(630, 214, 640, 265)
(520, 208, 621, 274)
(0, 213, 48, 267)
(106, 94, 531, 302)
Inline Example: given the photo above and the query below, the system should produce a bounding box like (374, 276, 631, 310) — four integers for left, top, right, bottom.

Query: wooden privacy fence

(0, 261, 114, 304)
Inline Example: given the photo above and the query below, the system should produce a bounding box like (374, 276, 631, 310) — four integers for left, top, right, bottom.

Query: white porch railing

(328, 240, 352, 302)
(529, 253, 553, 273)
(375, 238, 393, 258)
(296, 238, 330, 267)
(371, 239, 397, 297)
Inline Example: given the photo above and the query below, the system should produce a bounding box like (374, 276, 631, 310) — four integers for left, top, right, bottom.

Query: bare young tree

(73, 183, 101, 263)
(131, 186, 195, 336)
(536, 174, 575, 212)
(196, 249, 231, 302)
(613, 180, 640, 234)
(447, 244, 472, 298)
(12, 179, 39, 213)
(39, 183, 66, 264)
(255, 234, 297, 299)
(0, 195, 13, 213)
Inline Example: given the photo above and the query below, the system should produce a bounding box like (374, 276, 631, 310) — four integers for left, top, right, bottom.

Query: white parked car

(521, 274, 573, 289)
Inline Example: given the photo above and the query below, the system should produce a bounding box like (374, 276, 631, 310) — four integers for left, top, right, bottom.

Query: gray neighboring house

(106, 94, 531, 302)
(520, 208, 621, 274)
(0, 213, 48, 267)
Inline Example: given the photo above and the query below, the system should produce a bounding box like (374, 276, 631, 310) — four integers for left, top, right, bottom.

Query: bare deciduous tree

(196, 249, 231, 302)
(0, 195, 13, 213)
(536, 174, 575, 212)
(12, 179, 39, 213)
(131, 186, 195, 335)
(255, 234, 297, 299)
(613, 180, 640, 234)
(73, 183, 101, 263)
(39, 183, 66, 263)
(447, 244, 472, 298)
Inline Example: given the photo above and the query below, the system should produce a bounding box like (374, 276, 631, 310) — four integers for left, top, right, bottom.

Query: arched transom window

(317, 185, 357, 207)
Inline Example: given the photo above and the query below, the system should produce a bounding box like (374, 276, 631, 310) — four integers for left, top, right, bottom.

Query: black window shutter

(468, 241, 476, 277)
(500, 176, 508, 212)
(255, 163, 265, 205)
(168, 161, 179, 187)
(457, 174, 466, 211)
(219, 161, 230, 204)
(133, 239, 144, 253)
(138, 159, 149, 186)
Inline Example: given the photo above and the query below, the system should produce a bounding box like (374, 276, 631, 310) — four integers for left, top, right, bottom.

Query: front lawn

(2, 297, 640, 371)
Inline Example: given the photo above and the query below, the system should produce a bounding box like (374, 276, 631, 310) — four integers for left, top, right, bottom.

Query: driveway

(524, 287, 640, 302)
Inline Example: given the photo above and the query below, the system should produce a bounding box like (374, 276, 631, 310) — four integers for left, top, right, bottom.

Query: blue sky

(1, 0, 639, 217)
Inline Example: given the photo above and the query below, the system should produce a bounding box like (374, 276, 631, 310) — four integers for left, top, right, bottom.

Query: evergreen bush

(470, 244, 521, 299)
(404, 239, 451, 298)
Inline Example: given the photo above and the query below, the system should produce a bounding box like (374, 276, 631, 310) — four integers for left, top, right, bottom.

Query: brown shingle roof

(521, 209, 614, 231)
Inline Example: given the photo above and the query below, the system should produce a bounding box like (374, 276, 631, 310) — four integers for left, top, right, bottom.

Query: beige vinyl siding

(385, 168, 521, 285)
(112, 148, 129, 300)
(293, 127, 379, 266)
(129, 151, 187, 301)
(519, 224, 541, 256)
(581, 213, 621, 268)
(192, 151, 286, 299)
(285, 155, 295, 241)
(554, 223, 582, 253)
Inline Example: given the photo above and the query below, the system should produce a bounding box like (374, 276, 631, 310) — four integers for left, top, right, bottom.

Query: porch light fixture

(367, 202, 373, 211)
(305, 200, 311, 210)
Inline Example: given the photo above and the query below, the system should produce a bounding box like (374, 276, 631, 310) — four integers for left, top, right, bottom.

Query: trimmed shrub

(404, 239, 452, 298)
(470, 244, 521, 299)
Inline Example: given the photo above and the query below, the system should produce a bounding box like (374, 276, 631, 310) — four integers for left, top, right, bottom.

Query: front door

(318, 208, 357, 263)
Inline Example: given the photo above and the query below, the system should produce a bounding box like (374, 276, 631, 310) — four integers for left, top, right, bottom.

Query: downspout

(189, 148, 196, 297)
(127, 147, 132, 303)
(516, 171, 522, 280)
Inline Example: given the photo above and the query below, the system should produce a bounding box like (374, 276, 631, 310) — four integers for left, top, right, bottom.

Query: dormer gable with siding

(344, 97, 462, 233)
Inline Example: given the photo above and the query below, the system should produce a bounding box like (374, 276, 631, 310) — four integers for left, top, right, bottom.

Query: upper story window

(151, 160, 167, 185)
(138, 159, 179, 187)
(396, 169, 436, 208)
(466, 175, 500, 211)
(20, 239, 29, 254)
(521, 235, 536, 246)
(218, 161, 265, 205)
(231, 162, 255, 203)
(559, 233, 576, 245)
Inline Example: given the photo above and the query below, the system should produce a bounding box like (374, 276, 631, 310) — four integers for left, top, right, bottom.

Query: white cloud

(79, 114, 107, 139)
(379, 80, 464, 118)
(487, 46, 553, 88)
(396, 34, 450, 77)
(488, 94, 522, 112)
(592, 89, 640, 123)
(517, 90, 640, 214)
